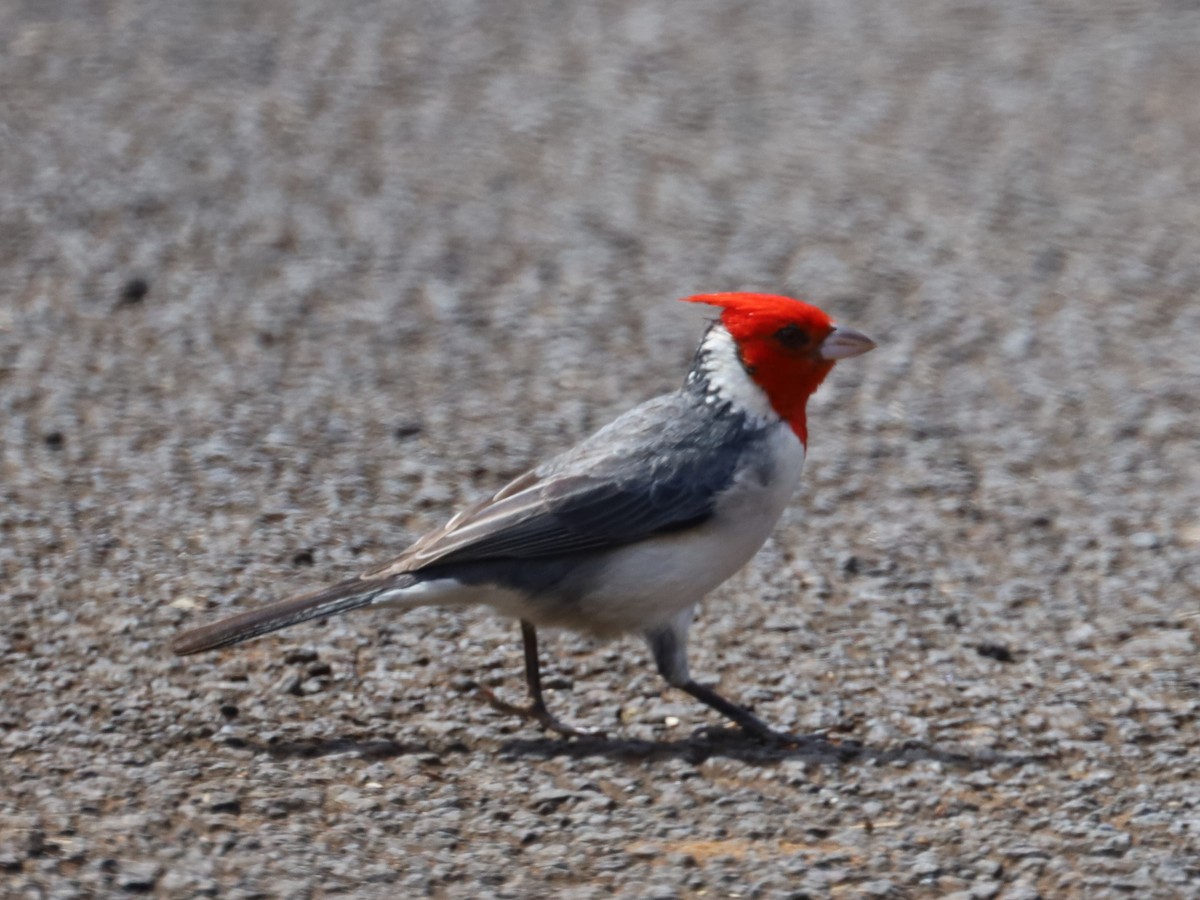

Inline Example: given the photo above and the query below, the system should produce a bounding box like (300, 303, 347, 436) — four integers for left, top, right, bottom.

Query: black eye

(773, 324, 810, 350)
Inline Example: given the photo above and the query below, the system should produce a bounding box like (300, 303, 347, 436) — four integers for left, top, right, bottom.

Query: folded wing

(366, 394, 756, 579)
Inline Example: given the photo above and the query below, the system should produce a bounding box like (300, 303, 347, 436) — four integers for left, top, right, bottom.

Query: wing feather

(363, 393, 760, 579)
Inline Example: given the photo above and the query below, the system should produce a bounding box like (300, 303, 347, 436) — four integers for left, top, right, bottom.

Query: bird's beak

(819, 325, 876, 360)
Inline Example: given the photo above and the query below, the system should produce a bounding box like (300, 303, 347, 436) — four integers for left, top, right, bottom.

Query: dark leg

(676, 678, 857, 756)
(646, 612, 809, 745)
(476, 620, 603, 738)
(672, 679, 807, 742)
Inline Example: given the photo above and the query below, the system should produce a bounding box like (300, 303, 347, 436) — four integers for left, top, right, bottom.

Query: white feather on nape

(687, 324, 778, 426)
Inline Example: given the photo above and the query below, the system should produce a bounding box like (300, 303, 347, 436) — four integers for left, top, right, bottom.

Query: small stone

(118, 277, 150, 305)
(117, 861, 160, 892)
(1122, 630, 1194, 657)
(912, 851, 941, 877)
(1065, 624, 1097, 648)
(530, 788, 575, 810)
(274, 674, 303, 696)
(1002, 879, 1041, 900)
(0, 844, 21, 872)
(976, 643, 1015, 663)
(214, 724, 247, 747)
(594, 853, 631, 871)
(394, 421, 423, 440)
(208, 793, 240, 814)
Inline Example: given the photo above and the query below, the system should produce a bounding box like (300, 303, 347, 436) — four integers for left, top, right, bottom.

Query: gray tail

(171, 574, 415, 656)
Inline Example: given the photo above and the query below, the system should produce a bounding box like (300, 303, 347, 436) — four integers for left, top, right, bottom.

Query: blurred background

(2, 1, 1197, 896)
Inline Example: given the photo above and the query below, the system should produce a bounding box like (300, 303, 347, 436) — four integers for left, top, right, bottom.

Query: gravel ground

(2, 1, 1199, 897)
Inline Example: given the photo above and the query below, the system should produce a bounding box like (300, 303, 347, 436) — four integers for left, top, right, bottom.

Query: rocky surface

(1, 1, 1197, 897)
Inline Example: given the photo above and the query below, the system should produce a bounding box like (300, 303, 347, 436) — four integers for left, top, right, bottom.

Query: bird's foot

(475, 685, 605, 739)
(750, 725, 863, 758)
(674, 680, 857, 753)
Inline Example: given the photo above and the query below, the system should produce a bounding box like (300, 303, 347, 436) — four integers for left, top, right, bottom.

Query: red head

(681, 292, 875, 443)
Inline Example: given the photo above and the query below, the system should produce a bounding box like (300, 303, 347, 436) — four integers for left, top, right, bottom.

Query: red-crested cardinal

(172, 293, 875, 741)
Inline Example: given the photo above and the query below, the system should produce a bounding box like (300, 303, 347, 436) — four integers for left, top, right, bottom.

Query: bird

(172, 292, 876, 742)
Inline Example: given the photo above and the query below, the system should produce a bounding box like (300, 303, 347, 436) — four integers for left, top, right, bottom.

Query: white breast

(562, 424, 806, 636)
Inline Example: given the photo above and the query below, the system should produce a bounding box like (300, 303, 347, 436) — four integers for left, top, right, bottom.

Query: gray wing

(366, 392, 757, 577)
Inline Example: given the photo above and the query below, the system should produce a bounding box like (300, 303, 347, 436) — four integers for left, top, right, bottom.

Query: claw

(476, 685, 605, 739)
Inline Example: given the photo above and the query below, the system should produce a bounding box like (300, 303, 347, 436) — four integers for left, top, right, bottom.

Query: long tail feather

(171, 574, 415, 655)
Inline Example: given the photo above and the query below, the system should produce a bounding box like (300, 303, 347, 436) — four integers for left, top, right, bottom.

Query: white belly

(562, 425, 806, 635)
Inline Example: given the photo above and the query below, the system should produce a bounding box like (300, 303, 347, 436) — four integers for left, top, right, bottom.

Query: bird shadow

(495, 729, 1053, 769)
(227, 728, 1053, 770)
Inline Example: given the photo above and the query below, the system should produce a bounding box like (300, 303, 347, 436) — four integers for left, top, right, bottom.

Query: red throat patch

(681, 293, 839, 444)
